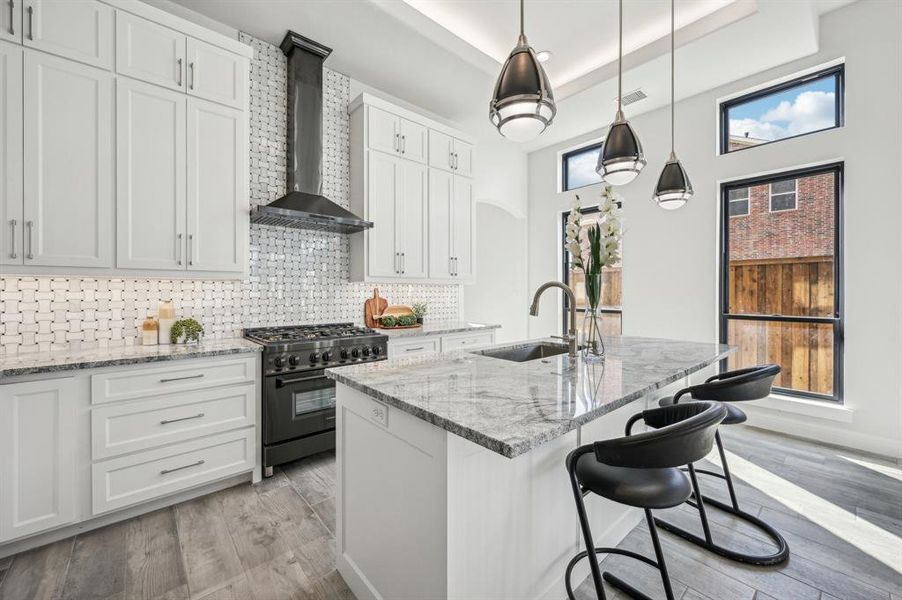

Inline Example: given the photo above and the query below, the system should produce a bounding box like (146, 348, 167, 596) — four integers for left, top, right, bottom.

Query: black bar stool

(565, 401, 727, 600)
(656, 364, 789, 566)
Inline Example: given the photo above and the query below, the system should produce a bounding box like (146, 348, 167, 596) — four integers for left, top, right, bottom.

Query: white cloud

(730, 90, 836, 141)
(728, 118, 787, 142)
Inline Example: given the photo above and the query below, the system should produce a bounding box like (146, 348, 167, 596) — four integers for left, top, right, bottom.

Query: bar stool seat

(575, 459, 692, 509)
(659, 395, 747, 424)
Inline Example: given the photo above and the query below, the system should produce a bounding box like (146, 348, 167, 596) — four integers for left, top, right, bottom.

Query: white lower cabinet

(387, 336, 440, 358)
(387, 330, 496, 358)
(0, 376, 77, 543)
(440, 331, 495, 352)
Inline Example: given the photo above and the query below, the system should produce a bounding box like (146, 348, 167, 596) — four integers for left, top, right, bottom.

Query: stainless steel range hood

(250, 31, 372, 234)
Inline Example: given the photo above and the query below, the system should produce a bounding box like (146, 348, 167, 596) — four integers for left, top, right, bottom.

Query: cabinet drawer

(91, 383, 255, 459)
(388, 337, 439, 358)
(92, 428, 254, 515)
(91, 357, 256, 404)
(441, 332, 494, 352)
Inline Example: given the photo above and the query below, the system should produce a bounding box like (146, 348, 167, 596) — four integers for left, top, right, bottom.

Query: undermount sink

(472, 342, 569, 363)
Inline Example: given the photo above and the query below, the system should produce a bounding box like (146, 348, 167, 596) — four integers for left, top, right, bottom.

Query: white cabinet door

(452, 175, 473, 280)
(186, 98, 246, 272)
(428, 129, 453, 172)
(0, 43, 22, 267)
(22, 0, 112, 69)
(186, 37, 246, 109)
(397, 160, 427, 278)
(428, 168, 453, 281)
(116, 11, 186, 91)
(399, 118, 427, 164)
(453, 139, 474, 178)
(367, 105, 398, 156)
(0, 376, 77, 543)
(0, 0, 22, 43)
(23, 50, 113, 267)
(366, 150, 399, 279)
(117, 78, 186, 270)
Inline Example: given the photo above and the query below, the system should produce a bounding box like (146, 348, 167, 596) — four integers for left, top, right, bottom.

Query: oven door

(263, 369, 336, 445)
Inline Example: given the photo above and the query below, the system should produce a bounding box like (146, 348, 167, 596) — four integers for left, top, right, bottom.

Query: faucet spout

(529, 281, 578, 358)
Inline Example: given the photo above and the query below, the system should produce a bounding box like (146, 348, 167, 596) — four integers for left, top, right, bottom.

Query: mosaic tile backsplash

(0, 34, 460, 355)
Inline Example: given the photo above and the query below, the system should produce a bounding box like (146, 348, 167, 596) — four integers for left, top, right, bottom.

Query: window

(769, 179, 797, 212)
(720, 164, 843, 401)
(720, 65, 843, 154)
(728, 187, 749, 217)
(561, 206, 623, 336)
(562, 142, 602, 191)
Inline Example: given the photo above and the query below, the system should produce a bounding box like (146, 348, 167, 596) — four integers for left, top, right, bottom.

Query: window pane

(725, 71, 840, 151)
(575, 310, 622, 336)
(727, 319, 833, 396)
(569, 267, 622, 310)
(771, 179, 796, 194)
(564, 146, 602, 190)
(729, 199, 749, 217)
(728, 188, 749, 201)
(770, 193, 796, 211)
(728, 171, 835, 316)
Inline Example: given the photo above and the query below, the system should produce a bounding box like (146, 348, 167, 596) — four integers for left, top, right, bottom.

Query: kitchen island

(326, 336, 732, 600)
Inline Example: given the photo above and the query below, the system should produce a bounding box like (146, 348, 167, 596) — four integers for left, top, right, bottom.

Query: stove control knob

(340, 349, 349, 360)
(288, 355, 300, 366)
(322, 351, 333, 362)
(273, 356, 286, 368)
(362, 347, 371, 357)
(309, 352, 320, 363)
(351, 348, 360, 358)
(371, 346, 382, 356)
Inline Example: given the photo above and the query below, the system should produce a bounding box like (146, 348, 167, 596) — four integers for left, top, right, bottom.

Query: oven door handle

(275, 372, 328, 388)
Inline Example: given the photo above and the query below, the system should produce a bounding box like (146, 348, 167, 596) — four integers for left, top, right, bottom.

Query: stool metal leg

(567, 460, 606, 599)
(603, 509, 676, 600)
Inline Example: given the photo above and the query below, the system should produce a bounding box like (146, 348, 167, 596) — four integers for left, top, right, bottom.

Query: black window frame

(719, 64, 845, 155)
(560, 204, 623, 335)
(561, 142, 603, 192)
(719, 162, 844, 403)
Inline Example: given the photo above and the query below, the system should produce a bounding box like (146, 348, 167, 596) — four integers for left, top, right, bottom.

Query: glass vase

(581, 273, 605, 362)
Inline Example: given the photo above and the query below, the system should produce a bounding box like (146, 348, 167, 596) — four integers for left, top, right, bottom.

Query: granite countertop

(0, 338, 262, 379)
(379, 321, 500, 339)
(327, 336, 733, 458)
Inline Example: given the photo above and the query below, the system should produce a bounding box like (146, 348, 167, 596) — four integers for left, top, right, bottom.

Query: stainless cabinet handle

(394, 251, 399, 274)
(160, 412, 205, 425)
(25, 220, 33, 259)
(188, 233, 193, 266)
(160, 459, 205, 475)
(176, 233, 182, 265)
(26, 4, 32, 40)
(401, 135, 406, 154)
(7, 0, 13, 35)
(393, 133, 399, 152)
(176, 58, 182, 86)
(188, 62, 194, 90)
(8, 219, 15, 259)
(401, 252, 405, 274)
(159, 373, 204, 383)
(404, 346, 425, 352)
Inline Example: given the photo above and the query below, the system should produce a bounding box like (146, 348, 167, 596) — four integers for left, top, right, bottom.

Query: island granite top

(1, 338, 262, 379)
(326, 336, 733, 458)
(379, 321, 500, 339)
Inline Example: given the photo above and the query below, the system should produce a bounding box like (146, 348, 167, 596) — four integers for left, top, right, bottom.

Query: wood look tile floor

(0, 425, 900, 600)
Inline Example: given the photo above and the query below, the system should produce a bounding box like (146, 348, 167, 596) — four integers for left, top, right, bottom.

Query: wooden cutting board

(364, 288, 388, 328)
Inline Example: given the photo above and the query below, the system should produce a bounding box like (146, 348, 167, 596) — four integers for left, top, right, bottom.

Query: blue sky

(728, 75, 838, 141)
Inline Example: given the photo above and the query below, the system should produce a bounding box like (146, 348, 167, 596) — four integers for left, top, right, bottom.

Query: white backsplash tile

(0, 33, 460, 355)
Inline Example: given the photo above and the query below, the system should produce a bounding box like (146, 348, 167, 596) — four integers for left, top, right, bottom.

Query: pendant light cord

(617, 0, 623, 111)
(520, 0, 525, 38)
(671, 0, 675, 154)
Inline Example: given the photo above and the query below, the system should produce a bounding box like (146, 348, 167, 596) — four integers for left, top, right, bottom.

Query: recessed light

(536, 50, 552, 63)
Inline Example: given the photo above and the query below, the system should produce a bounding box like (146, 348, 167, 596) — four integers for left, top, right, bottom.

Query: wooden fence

(727, 257, 834, 395)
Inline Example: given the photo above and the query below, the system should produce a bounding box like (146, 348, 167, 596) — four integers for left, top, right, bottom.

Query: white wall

(527, 0, 902, 458)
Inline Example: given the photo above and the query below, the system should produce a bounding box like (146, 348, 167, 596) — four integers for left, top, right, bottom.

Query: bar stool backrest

(681, 364, 781, 404)
(591, 401, 727, 469)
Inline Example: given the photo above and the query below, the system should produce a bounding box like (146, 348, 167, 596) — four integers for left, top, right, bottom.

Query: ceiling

(166, 0, 856, 152)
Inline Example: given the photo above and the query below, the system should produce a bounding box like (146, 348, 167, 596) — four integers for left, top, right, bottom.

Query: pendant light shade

(653, 0, 693, 209)
(489, 0, 556, 142)
(597, 0, 645, 186)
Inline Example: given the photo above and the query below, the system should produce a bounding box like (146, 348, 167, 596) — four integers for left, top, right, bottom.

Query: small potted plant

(412, 302, 428, 325)
(170, 318, 205, 344)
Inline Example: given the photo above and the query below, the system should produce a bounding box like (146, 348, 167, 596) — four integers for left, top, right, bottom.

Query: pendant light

(489, 0, 556, 143)
(653, 0, 693, 209)
(597, 0, 646, 185)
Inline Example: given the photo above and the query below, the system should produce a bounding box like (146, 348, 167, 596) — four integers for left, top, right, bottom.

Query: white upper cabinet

(24, 50, 113, 267)
(365, 104, 427, 164)
(0, 0, 22, 43)
(186, 37, 246, 109)
(429, 130, 473, 177)
(0, 376, 77, 543)
(115, 11, 185, 91)
(186, 98, 247, 272)
(116, 77, 186, 270)
(0, 43, 23, 267)
(398, 118, 427, 164)
(23, 0, 112, 69)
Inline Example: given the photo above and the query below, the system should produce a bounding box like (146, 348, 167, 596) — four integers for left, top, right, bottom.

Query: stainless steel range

(243, 323, 388, 476)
